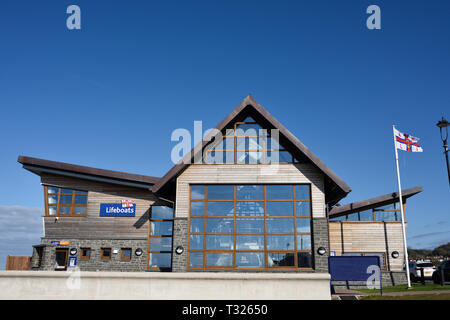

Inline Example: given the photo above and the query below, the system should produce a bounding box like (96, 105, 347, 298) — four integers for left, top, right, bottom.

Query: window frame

(80, 247, 91, 260)
(187, 184, 313, 271)
(101, 248, 112, 260)
(121, 248, 132, 261)
(147, 206, 174, 271)
(201, 119, 299, 165)
(44, 186, 88, 217)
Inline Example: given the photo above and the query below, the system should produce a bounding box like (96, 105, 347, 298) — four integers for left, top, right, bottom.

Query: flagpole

(392, 125, 412, 289)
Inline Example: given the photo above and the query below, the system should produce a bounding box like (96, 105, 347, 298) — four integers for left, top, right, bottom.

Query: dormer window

(44, 186, 88, 217)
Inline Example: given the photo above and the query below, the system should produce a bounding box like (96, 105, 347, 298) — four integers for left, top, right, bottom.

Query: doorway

(54, 248, 68, 271)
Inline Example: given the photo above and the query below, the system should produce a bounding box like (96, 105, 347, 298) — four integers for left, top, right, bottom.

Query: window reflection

(206, 253, 233, 267)
(44, 186, 87, 217)
(207, 185, 234, 200)
(298, 252, 312, 268)
(151, 221, 173, 235)
(149, 237, 172, 251)
(149, 206, 174, 269)
(206, 235, 234, 250)
(297, 235, 312, 250)
(266, 218, 294, 233)
(266, 202, 293, 216)
(202, 118, 298, 164)
(189, 252, 203, 267)
(295, 201, 310, 216)
(267, 235, 295, 250)
(266, 185, 293, 199)
(152, 206, 174, 219)
(206, 218, 234, 233)
(189, 184, 313, 269)
(236, 252, 264, 268)
(236, 218, 264, 233)
(191, 185, 205, 200)
(207, 202, 234, 216)
(236, 185, 264, 200)
(149, 253, 171, 268)
(236, 235, 264, 250)
(236, 201, 264, 216)
(268, 253, 295, 267)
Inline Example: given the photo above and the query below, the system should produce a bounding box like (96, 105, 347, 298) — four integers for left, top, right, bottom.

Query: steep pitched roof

(328, 186, 423, 218)
(152, 95, 352, 205)
(18, 156, 159, 189)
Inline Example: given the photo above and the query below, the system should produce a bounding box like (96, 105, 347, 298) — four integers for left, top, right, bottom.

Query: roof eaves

(328, 186, 423, 217)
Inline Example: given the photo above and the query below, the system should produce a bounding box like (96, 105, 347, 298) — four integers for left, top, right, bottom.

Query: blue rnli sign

(100, 203, 136, 217)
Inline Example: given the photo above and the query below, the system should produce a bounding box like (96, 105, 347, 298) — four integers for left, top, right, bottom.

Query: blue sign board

(68, 256, 77, 268)
(100, 203, 136, 217)
(328, 256, 383, 295)
(329, 256, 380, 281)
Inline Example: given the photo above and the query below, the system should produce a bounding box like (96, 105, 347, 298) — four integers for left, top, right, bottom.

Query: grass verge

(357, 283, 449, 294)
(361, 293, 450, 300)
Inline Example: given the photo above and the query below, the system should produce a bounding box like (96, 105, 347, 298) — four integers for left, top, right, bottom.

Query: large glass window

(44, 186, 88, 217)
(188, 184, 313, 270)
(202, 116, 298, 164)
(148, 206, 174, 270)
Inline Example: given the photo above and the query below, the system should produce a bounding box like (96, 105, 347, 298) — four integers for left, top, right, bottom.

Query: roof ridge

(152, 95, 351, 205)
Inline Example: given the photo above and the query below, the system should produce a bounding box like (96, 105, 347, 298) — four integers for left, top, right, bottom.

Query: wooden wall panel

(175, 163, 325, 218)
(40, 174, 160, 239)
(329, 221, 406, 271)
(6, 256, 31, 270)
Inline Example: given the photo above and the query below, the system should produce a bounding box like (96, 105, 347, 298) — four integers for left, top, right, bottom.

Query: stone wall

(171, 218, 188, 272)
(32, 238, 148, 272)
(312, 218, 329, 272)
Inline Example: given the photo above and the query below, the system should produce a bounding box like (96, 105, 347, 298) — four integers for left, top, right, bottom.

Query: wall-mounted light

(135, 248, 143, 257)
(175, 246, 184, 255)
(317, 247, 326, 256)
(69, 248, 77, 256)
(392, 251, 399, 259)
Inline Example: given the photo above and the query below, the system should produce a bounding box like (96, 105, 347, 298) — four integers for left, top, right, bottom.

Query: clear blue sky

(0, 1, 449, 268)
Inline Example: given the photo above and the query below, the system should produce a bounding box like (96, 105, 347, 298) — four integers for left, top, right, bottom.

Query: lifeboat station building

(14, 96, 421, 297)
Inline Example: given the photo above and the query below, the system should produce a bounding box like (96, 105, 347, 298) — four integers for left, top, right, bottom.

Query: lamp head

(437, 117, 449, 141)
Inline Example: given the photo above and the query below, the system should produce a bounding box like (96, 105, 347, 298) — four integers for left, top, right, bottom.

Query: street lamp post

(436, 117, 450, 185)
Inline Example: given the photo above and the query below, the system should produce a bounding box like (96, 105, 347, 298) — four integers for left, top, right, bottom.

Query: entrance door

(54, 248, 68, 271)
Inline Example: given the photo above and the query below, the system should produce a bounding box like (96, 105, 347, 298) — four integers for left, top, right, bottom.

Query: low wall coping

(0, 271, 330, 281)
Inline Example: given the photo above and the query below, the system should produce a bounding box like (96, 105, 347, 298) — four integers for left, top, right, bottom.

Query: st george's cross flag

(394, 128, 423, 152)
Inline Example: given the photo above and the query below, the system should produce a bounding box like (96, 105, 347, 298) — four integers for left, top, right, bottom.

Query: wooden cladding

(6, 256, 31, 270)
(329, 221, 405, 271)
(40, 173, 157, 239)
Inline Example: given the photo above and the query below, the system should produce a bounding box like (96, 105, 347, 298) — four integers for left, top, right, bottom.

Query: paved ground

(332, 288, 450, 300)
